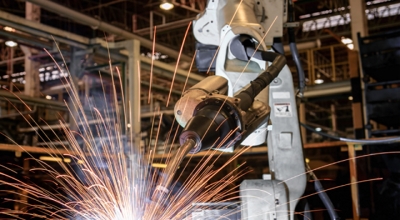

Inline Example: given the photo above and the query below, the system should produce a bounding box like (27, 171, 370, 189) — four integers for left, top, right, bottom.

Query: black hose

(290, 43, 306, 96)
(306, 163, 340, 220)
(272, 37, 285, 55)
(300, 123, 400, 144)
(304, 201, 313, 220)
(313, 176, 341, 220)
(235, 53, 286, 111)
(287, 0, 306, 96)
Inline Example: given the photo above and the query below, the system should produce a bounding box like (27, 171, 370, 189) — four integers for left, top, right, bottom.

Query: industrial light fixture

(5, 40, 17, 47)
(314, 74, 324, 84)
(160, 0, 174, 10)
(341, 37, 354, 50)
(39, 156, 84, 164)
(39, 156, 69, 163)
(152, 163, 167, 168)
(314, 78, 324, 84)
(3, 26, 16, 32)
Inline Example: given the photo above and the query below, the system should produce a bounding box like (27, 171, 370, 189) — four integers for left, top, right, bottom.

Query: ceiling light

(5, 40, 17, 47)
(315, 127, 322, 132)
(314, 78, 324, 84)
(152, 163, 167, 168)
(348, 96, 353, 101)
(314, 73, 324, 84)
(160, 0, 174, 10)
(4, 26, 16, 32)
(341, 37, 354, 50)
(39, 156, 83, 164)
(341, 37, 352, 45)
(45, 95, 52, 100)
(39, 156, 63, 162)
(346, 43, 354, 50)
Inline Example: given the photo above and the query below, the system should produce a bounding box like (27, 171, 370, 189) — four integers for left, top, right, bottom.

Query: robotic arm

(151, 1, 308, 219)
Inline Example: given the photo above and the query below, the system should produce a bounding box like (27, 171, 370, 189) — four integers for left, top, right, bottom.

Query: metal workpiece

(240, 180, 289, 220)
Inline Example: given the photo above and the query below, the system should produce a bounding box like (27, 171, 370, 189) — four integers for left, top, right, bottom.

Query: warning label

(274, 103, 292, 117)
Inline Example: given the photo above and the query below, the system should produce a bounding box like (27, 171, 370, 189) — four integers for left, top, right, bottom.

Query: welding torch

(149, 50, 286, 204)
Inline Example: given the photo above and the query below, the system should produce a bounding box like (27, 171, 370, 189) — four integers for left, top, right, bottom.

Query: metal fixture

(160, 0, 174, 10)
(5, 40, 17, 47)
(341, 37, 354, 50)
(314, 73, 324, 84)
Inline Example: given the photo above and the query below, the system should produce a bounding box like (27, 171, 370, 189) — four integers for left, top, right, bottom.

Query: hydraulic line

(301, 123, 400, 144)
(307, 164, 341, 220)
(288, 0, 306, 96)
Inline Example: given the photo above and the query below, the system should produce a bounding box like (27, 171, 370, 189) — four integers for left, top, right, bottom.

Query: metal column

(349, 0, 368, 139)
(20, 2, 41, 147)
(348, 1, 368, 219)
(22, 2, 40, 97)
(349, 0, 368, 50)
(125, 40, 142, 150)
(348, 143, 360, 220)
(68, 47, 86, 132)
(331, 104, 337, 132)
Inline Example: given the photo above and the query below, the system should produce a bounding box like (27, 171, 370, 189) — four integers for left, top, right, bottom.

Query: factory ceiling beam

(0, 29, 53, 50)
(0, 10, 89, 49)
(134, 17, 195, 36)
(298, 0, 398, 23)
(0, 56, 25, 66)
(22, 0, 193, 63)
(81, 0, 127, 12)
(0, 10, 204, 85)
(0, 88, 176, 120)
(141, 56, 203, 84)
(0, 90, 68, 111)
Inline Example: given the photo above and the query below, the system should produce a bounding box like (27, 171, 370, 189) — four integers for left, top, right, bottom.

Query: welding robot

(152, 0, 339, 219)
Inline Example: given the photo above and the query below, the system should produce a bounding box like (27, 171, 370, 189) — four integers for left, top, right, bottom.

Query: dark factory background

(0, 0, 399, 219)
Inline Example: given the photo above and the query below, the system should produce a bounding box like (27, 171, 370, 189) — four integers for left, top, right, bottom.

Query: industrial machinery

(151, 0, 333, 219)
